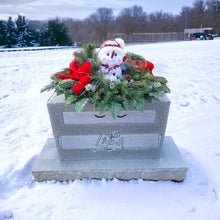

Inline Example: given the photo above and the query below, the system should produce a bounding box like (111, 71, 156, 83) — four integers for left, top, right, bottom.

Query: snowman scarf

(101, 64, 121, 76)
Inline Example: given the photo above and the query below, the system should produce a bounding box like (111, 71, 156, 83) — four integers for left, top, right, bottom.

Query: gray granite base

(32, 136, 188, 182)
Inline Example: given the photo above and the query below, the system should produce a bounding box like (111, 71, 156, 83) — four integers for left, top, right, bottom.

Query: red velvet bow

(55, 59, 92, 96)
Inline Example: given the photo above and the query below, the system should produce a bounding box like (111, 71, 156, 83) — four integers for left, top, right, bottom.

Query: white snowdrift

(0, 39, 220, 220)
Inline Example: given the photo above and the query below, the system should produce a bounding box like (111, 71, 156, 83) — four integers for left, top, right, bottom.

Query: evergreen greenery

(0, 20, 7, 45)
(0, 15, 72, 48)
(16, 15, 35, 47)
(41, 44, 170, 119)
(5, 17, 17, 48)
(40, 19, 72, 46)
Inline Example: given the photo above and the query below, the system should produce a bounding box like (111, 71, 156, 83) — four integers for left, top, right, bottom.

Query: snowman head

(98, 38, 125, 68)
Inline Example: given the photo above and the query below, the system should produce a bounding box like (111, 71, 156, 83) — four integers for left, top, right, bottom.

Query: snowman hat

(100, 38, 125, 50)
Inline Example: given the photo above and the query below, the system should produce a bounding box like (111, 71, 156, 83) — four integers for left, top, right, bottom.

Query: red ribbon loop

(55, 59, 92, 96)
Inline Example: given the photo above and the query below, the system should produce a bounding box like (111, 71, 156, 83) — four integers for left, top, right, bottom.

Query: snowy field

(0, 39, 220, 220)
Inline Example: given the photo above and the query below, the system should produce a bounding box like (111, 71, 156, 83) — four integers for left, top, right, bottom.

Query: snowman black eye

(114, 53, 117, 56)
(107, 53, 109, 56)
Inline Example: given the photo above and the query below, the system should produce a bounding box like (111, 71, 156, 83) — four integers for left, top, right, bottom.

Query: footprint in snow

(180, 101, 190, 107)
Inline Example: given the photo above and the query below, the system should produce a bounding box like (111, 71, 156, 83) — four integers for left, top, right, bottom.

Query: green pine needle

(41, 44, 171, 119)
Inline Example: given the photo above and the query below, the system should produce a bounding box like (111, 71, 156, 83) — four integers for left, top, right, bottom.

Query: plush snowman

(98, 38, 125, 80)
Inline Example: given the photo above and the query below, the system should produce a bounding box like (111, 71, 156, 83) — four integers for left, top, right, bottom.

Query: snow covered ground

(0, 39, 220, 220)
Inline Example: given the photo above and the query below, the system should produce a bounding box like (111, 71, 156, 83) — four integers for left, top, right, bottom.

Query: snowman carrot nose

(111, 50, 115, 59)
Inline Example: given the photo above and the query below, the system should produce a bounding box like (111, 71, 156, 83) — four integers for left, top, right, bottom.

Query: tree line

(0, 0, 219, 48)
(0, 15, 72, 48)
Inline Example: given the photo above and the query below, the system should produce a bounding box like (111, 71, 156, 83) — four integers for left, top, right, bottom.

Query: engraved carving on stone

(94, 131, 124, 151)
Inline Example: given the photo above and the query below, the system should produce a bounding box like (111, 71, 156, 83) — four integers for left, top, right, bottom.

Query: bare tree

(206, 0, 220, 33)
(86, 7, 114, 43)
(116, 5, 147, 34)
(64, 18, 88, 44)
(179, 6, 192, 29)
(147, 11, 179, 32)
(191, 0, 206, 27)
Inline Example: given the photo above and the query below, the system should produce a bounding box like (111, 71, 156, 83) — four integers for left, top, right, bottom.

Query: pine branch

(40, 82, 56, 93)
(84, 43, 95, 60)
(41, 44, 171, 119)
(125, 52, 145, 61)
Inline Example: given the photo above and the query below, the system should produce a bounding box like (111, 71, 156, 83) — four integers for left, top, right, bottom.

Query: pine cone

(122, 74, 132, 82)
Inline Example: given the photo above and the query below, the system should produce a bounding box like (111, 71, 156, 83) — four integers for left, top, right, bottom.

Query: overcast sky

(0, 0, 195, 21)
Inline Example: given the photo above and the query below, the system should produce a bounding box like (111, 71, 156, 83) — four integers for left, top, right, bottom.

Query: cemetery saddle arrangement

(41, 41, 170, 119)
